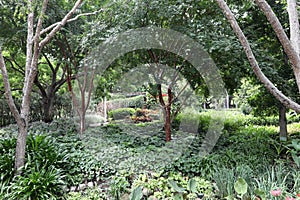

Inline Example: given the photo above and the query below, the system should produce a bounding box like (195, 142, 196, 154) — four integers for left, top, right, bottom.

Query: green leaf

(254, 189, 266, 200)
(168, 180, 185, 193)
(234, 177, 248, 196)
(173, 194, 184, 200)
(291, 152, 300, 168)
(130, 186, 143, 200)
(187, 178, 197, 193)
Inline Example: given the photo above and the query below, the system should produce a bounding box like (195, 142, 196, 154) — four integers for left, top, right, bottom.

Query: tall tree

(215, 0, 300, 114)
(0, 0, 85, 172)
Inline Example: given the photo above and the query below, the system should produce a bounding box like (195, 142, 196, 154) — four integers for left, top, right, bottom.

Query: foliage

(67, 188, 107, 200)
(1, 111, 300, 199)
(108, 95, 145, 110)
(0, 122, 102, 199)
(132, 109, 155, 123)
(109, 171, 131, 200)
(108, 107, 136, 120)
(129, 186, 143, 200)
(0, 137, 15, 182)
(253, 163, 300, 200)
(7, 166, 65, 200)
(287, 139, 300, 168)
(0, 93, 73, 127)
(234, 177, 248, 199)
(132, 172, 213, 199)
(233, 78, 261, 115)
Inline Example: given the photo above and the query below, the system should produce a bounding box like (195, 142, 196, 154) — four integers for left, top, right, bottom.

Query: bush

(108, 108, 136, 120)
(132, 172, 213, 199)
(0, 131, 102, 199)
(7, 166, 65, 200)
(108, 95, 145, 110)
(0, 138, 16, 182)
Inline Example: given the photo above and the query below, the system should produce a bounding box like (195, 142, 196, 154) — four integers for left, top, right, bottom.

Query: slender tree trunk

(287, 0, 300, 55)
(80, 113, 85, 135)
(279, 103, 288, 141)
(165, 88, 172, 142)
(103, 94, 107, 122)
(165, 107, 171, 142)
(14, 119, 27, 172)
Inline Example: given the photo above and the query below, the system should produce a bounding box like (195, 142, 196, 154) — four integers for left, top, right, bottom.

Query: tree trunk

(14, 120, 27, 171)
(80, 113, 85, 136)
(1, 0, 86, 172)
(165, 106, 171, 142)
(287, 0, 300, 55)
(165, 88, 172, 142)
(103, 95, 107, 122)
(279, 103, 288, 141)
(42, 94, 55, 123)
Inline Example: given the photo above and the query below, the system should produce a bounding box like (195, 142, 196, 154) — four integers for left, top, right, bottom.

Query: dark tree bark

(42, 93, 55, 123)
(165, 88, 172, 142)
(279, 103, 288, 141)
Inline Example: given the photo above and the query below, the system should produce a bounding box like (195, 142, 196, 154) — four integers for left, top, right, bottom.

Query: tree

(215, 0, 300, 114)
(0, 1, 105, 123)
(70, 62, 95, 134)
(0, 0, 89, 172)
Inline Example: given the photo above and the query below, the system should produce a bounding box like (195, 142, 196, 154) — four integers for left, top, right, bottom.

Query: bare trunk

(279, 103, 288, 141)
(103, 95, 107, 122)
(165, 107, 171, 142)
(80, 113, 85, 135)
(165, 88, 172, 142)
(15, 120, 27, 171)
(287, 0, 300, 54)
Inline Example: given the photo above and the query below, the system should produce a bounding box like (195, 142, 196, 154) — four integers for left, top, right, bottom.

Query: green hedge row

(173, 111, 300, 134)
(108, 108, 136, 120)
(108, 95, 145, 109)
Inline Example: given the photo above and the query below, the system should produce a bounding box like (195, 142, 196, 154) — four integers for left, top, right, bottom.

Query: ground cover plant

(0, 110, 299, 199)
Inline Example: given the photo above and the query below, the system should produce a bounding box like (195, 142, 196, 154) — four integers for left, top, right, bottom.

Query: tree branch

(0, 48, 21, 122)
(215, 0, 300, 113)
(40, 8, 104, 36)
(254, 0, 300, 93)
(39, 0, 84, 48)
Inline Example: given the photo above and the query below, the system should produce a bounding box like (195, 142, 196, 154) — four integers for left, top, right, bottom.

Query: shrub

(107, 95, 145, 110)
(132, 109, 153, 123)
(66, 188, 107, 200)
(108, 108, 136, 120)
(7, 166, 65, 200)
(109, 173, 131, 200)
(132, 172, 213, 199)
(0, 131, 102, 199)
(0, 138, 16, 182)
